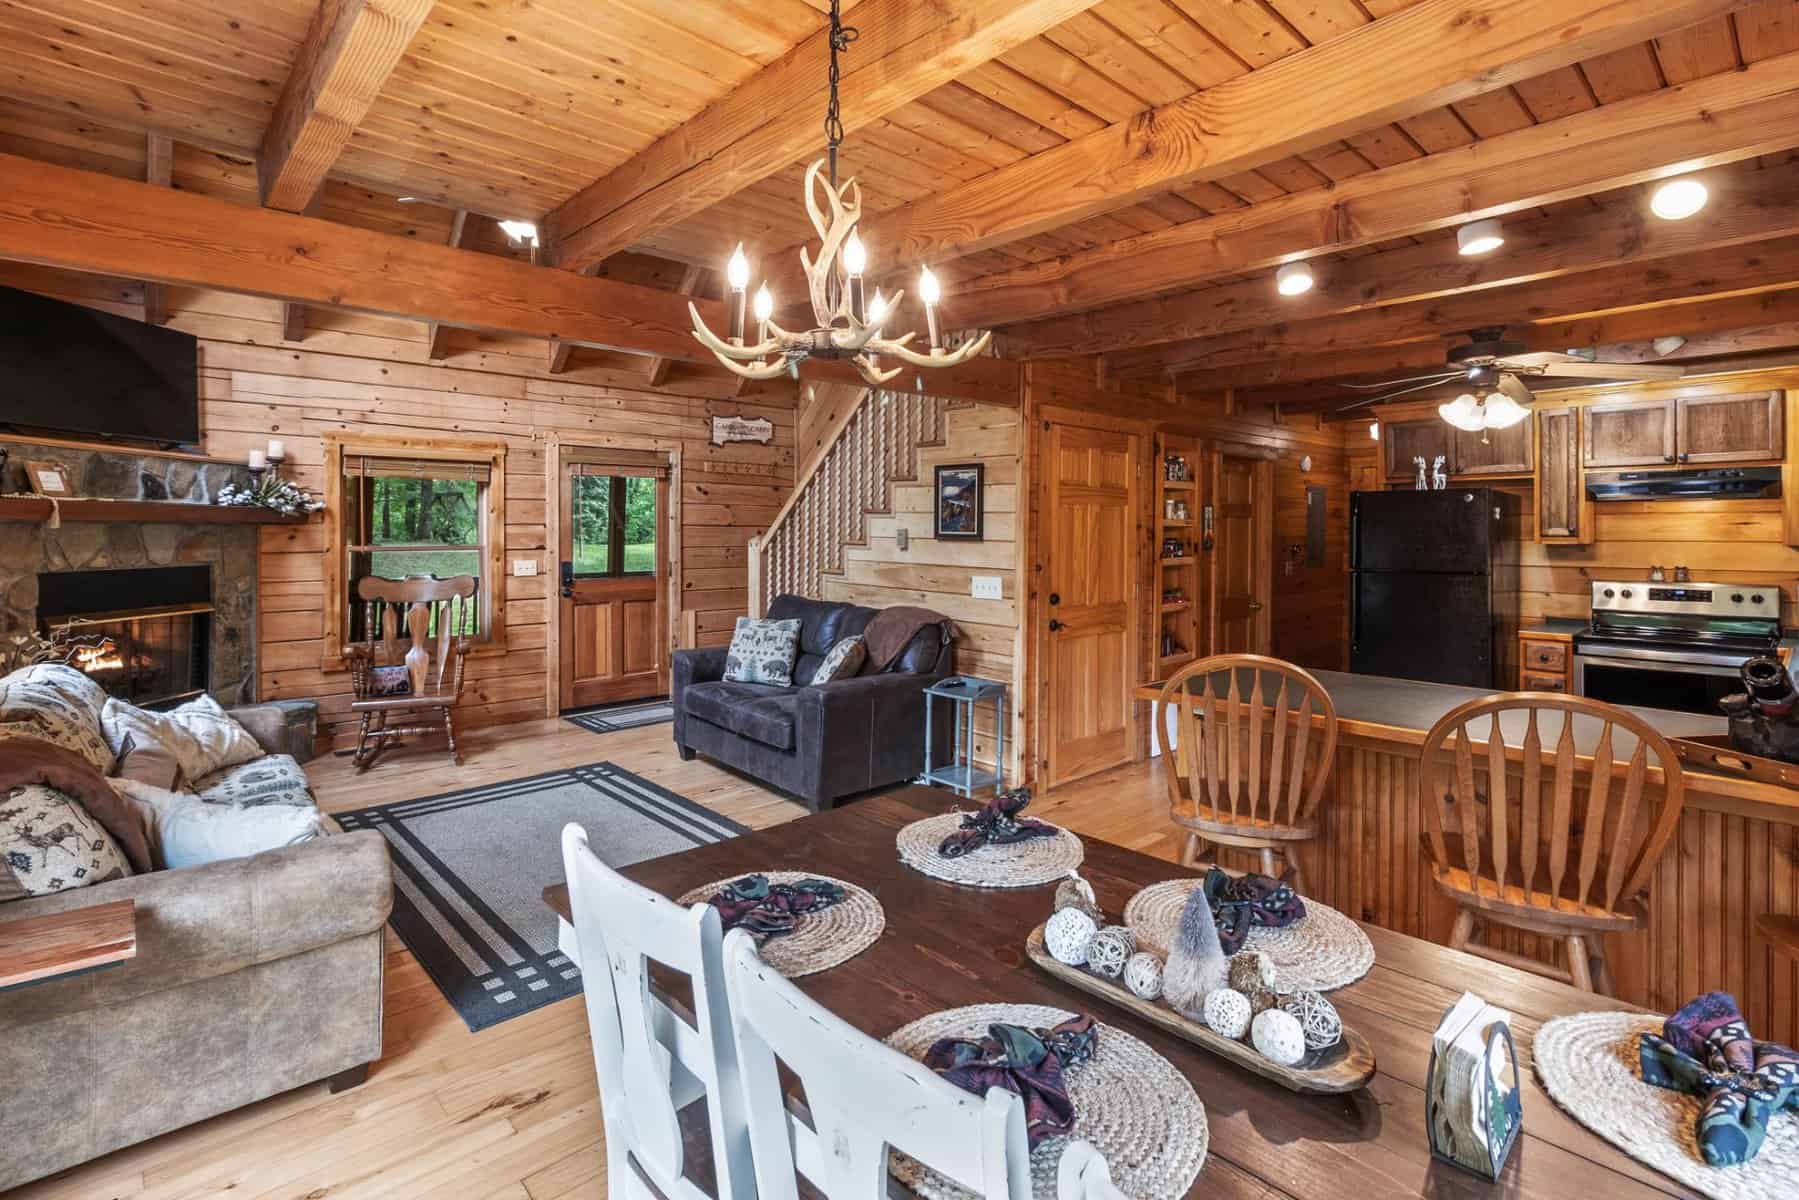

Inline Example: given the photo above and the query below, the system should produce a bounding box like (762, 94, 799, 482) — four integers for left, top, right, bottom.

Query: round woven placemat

(1536, 1011, 1799, 1200)
(884, 1003, 1207, 1200)
(677, 872, 883, 978)
(896, 813, 1085, 888)
(1123, 878, 1374, 993)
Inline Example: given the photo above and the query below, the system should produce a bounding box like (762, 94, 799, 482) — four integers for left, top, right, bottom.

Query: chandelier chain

(824, 0, 858, 186)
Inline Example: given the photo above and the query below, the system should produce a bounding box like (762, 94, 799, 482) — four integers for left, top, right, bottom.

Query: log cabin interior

(5, 1, 1799, 1196)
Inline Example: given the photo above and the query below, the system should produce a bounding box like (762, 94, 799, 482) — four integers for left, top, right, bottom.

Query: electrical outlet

(895, 528, 909, 551)
(512, 559, 539, 577)
(971, 575, 1003, 600)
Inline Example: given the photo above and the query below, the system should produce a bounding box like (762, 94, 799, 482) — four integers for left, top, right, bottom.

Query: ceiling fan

(1336, 326, 1686, 430)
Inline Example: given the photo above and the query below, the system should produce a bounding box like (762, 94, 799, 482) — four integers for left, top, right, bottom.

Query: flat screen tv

(0, 284, 201, 445)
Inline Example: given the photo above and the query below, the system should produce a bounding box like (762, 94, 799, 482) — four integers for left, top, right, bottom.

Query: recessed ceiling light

(1651, 177, 1708, 221)
(1652, 335, 1688, 357)
(1275, 261, 1314, 297)
(497, 219, 539, 245)
(1456, 218, 1505, 256)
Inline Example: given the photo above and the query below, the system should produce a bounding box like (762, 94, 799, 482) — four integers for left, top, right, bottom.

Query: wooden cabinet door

(1382, 419, 1452, 480)
(1675, 391, 1784, 464)
(1451, 417, 1533, 476)
(1583, 398, 1677, 467)
(1535, 406, 1586, 542)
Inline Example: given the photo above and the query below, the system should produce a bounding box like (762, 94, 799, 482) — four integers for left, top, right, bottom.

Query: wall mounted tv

(0, 284, 201, 446)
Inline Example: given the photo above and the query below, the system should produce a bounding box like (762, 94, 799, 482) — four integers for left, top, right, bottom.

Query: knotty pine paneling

(0, 261, 795, 748)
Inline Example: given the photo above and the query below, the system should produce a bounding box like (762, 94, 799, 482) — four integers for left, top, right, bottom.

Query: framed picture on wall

(934, 463, 983, 540)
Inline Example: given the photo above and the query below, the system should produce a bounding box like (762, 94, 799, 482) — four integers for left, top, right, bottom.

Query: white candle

(247, 449, 267, 470)
(266, 439, 286, 460)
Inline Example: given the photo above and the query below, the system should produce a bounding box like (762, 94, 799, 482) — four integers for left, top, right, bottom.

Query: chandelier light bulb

(726, 243, 751, 291)
(918, 265, 941, 305)
(1456, 218, 1505, 256)
(752, 283, 774, 322)
(868, 288, 887, 324)
(1275, 261, 1314, 297)
(1651, 177, 1708, 221)
(843, 231, 868, 277)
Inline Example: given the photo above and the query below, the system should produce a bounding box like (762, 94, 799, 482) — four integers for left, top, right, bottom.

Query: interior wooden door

(1041, 421, 1140, 787)
(559, 458, 669, 709)
(1209, 450, 1272, 655)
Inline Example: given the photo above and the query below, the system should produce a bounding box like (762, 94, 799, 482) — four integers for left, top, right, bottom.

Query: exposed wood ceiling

(0, 0, 1796, 392)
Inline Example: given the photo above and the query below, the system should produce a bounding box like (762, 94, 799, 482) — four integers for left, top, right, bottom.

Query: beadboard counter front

(1137, 669, 1799, 1045)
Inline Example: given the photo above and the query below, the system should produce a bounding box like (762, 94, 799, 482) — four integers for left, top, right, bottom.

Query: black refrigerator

(1350, 488, 1520, 688)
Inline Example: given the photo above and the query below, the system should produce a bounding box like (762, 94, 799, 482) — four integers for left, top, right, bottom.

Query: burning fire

(69, 637, 125, 673)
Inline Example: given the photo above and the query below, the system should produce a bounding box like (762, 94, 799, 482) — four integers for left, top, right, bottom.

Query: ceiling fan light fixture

(1456, 219, 1505, 257)
(1651, 177, 1708, 221)
(1276, 261, 1314, 297)
(1481, 392, 1531, 429)
(1439, 393, 1485, 432)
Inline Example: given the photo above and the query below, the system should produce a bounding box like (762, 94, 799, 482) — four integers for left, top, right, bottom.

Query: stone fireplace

(36, 565, 214, 707)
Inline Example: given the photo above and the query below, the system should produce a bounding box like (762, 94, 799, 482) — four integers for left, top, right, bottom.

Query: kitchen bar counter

(1134, 667, 1799, 1045)
(1520, 617, 1589, 639)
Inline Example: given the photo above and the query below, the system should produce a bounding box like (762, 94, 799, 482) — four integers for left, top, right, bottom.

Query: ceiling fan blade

(1520, 359, 1686, 380)
(1336, 376, 1467, 411)
(1497, 373, 1534, 406)
(1340, 371, 1460, 390)
(1501, 351, 1580, 368)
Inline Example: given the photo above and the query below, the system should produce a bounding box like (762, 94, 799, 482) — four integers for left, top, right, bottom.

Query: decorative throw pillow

(810, 635, 868, 684)
(0, 663, 114, 774)
(191, 754, 315, 808)
(114, 779, 324, 871)
(0, 783, 133, 902)
(723, 617, 803, 686)
(102, 694, 263, 787)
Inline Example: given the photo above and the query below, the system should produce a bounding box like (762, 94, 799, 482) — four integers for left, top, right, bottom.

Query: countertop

(1519, 618, 1588, 639)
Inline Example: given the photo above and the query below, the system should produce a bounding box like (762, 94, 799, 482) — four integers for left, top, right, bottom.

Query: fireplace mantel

(0, 497, 312, 525)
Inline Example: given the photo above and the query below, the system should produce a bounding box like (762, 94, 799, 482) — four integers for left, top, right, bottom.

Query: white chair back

(560, 824, 755, 1200)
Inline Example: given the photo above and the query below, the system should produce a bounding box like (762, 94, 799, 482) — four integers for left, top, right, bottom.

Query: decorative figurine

(1053, 870, 1102, 921)
(1431, 454, 1448, 490)
(1162, 886, 1229, 1019)
(1414, 455, 1429, 491)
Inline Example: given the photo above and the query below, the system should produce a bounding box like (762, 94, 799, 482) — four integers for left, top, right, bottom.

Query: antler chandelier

(689, 1, 991, 385)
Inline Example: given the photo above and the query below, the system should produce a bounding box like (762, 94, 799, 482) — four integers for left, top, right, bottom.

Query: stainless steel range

(1573, 581, 1783, 715)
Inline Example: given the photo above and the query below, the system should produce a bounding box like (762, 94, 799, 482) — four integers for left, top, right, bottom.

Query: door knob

(1048, 592, 1061, 606)
(1048, 619, 1064, 632)
(1248, 601, 1265, 612)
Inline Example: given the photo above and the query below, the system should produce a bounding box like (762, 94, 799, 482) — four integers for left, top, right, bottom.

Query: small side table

(0, 898, 136, 991)
(920, 675, 1007, 799)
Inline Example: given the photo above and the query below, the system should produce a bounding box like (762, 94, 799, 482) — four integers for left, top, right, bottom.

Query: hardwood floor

(16, 717, 1179, 1200)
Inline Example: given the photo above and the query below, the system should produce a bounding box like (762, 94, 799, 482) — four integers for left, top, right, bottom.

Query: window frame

(569, 472, 659, 580)
(322, 432, 509, 664)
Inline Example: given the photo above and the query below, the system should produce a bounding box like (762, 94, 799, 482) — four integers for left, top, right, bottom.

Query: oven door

(1572, 647, 1744, 716)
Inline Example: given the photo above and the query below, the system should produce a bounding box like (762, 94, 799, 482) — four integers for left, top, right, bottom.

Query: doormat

(563, 696, 674, 735)
(335, 760, 745, 1031)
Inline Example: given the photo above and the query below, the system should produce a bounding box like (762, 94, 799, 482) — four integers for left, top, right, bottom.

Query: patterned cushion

(0, 664, 113, 774)
(723, 617, 803, 687)
(810, 635, 868, 685)
(102, 695, 264, 788)
(192, 754, 315, 808)
(0, 783, 133, 902)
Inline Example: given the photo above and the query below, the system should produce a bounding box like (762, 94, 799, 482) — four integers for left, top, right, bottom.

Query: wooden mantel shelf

(0, 497, 313, 525)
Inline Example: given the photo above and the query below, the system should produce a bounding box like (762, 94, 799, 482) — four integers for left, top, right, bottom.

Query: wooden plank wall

(0, 261, 795, 748)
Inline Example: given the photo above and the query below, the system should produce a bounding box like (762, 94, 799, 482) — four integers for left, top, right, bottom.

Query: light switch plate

(971, 575, 1003, 600)
(512, 559, 539, 577)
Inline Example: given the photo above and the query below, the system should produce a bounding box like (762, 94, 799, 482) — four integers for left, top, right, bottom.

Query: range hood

(1586, 466, 1781, 502)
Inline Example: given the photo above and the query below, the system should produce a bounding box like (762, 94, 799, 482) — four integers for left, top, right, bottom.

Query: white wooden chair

(559, 824, 756, 1200)
(721, 928, 1129, 1200)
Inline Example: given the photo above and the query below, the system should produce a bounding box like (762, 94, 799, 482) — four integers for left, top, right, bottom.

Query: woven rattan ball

(1123, 951, 1163, 999)
(1229, 950, 1283, 1015)
(1280, 989, 1343, 1050)
(1045, 906, 1098, 966)
(1053, 871, 1102, 921)
(1087, 925, 1136, 978)
(1201, 988, 1252, 1040)
(1251, 1008, 1308, 1066)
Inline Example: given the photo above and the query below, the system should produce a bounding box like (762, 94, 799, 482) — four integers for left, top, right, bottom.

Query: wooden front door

(559, 458, 669, 709)
(1209, 450, 1272, 655)
(1041, 421, 1140, 787)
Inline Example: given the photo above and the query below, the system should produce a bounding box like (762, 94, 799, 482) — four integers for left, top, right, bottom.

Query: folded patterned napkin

(938, 788, 1059, 858)
(705, 873, 845, 939)
(1203, 866, 1306, 955)
(1639, 991, 1799, 1167)
(924, 1015, 1098, 1147)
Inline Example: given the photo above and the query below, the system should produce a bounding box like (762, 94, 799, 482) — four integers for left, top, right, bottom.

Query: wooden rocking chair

(345, 574, 477, 771)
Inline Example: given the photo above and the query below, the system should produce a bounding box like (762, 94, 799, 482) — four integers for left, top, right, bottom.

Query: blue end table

(919, 675, 1007, 799)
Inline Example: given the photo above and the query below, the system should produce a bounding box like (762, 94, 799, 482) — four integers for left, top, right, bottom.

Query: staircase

(749, 386, 947, 617)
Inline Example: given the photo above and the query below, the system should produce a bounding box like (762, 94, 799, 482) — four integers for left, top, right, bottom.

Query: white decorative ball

(1086, 925, 1135, 979)
(1201, 987, 1253, 1040)
(1045, 907, 1098, 966)
(1124, 951, 1163, 1000)
(1251, 1008, 1308, 1066)
(1280, 989, 1343, 1050)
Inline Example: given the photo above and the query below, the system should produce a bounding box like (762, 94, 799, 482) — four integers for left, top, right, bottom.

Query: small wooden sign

(710, 415, 773, 446)
(24, 459, 73, 496)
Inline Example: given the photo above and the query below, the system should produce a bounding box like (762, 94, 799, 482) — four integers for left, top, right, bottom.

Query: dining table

(544, 785, 1700, 1200)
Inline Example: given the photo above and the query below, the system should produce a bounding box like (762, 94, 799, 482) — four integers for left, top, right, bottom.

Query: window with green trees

(344, 456, 489, 638)
(571, 473, 658, 576)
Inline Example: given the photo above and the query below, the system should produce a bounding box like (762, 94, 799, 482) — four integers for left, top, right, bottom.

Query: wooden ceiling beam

(0, 153, 1017, 407)
(258, 0, 434, 213)
(425, 210, 473, 360)
(541, 0, 1104, 275)
(1091, 157, 1799, 373)
(645, 263, 708, 387)
(546, 340, 574, 375)
(764, 0, 1744, 304)
(140, 134, 172, 327)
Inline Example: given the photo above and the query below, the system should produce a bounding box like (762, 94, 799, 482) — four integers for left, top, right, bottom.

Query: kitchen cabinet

(1518, 634, 1573, 693)
(1584, 398, 1677, 467)
(1675, 391, 1784, 463)
(1381, 419, 1452, 480)
(1534, 405, 1589, 543)
(1451, 417, 1533, 476)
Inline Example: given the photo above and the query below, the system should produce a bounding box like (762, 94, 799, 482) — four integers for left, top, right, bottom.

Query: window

(570, 472, 659, 577)
(322, 434, 508, 661)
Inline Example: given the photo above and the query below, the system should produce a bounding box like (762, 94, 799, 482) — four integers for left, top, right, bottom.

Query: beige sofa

(0, 669, 393, 1190)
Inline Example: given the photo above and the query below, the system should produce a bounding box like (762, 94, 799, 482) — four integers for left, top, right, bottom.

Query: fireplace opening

(36, 565, 212, 708)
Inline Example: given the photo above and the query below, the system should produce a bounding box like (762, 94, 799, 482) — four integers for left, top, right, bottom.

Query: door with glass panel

(558, 451, 669, 709)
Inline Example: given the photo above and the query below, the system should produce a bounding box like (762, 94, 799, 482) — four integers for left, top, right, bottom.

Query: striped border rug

(563, 696, 674, 734)
(336, 761, 745, 1031)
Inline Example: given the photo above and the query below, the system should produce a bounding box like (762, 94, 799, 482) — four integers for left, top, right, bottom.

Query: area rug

(335, 761, 746, 1032)
(563, 696, 674, 734)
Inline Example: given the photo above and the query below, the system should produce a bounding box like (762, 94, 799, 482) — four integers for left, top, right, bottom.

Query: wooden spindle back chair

(1154, 654, 1339, 893)
(1417, 693, 1688, 994)
(345, 574, 477, 770)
